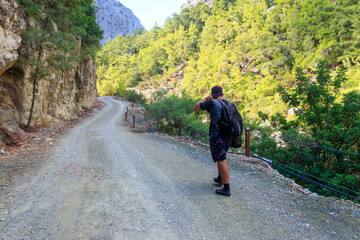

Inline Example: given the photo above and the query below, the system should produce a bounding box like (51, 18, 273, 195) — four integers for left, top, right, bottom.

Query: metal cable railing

(123, 108, 360, 202)
(284, 139, 360, 157)
(183, 133, 360, 201)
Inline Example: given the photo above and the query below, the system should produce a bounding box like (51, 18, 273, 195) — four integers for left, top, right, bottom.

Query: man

(193, 85, 233, 196)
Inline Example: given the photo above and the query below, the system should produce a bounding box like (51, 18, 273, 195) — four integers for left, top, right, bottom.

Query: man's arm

(193, 95, 213, 111)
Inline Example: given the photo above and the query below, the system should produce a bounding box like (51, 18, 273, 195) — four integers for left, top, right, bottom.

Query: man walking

(193, 86, 233, 196)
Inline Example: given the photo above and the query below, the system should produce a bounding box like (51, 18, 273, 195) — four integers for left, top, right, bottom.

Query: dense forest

(96, 0, 360, 200)
(97, 0, 359, 116)
(19, 0, 103, 59)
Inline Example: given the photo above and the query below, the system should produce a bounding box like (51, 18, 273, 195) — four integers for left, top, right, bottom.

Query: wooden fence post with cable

(245, 127, 250, 157)
(178, 120, 182, 136)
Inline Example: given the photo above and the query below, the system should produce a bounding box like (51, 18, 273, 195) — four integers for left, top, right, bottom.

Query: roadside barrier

(286, 139, 360, 157)
(250, 154, 360, 201)
(122, 108, 360, 202)
(183, 132, 360, 202)
(245, 127, 250, 157)
(178, 120, 182, 136)
(177, 122, 251, 156)
(125, 107, 136, 128)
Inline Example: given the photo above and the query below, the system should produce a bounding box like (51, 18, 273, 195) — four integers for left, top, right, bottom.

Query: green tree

(18, 0, 102, 127)
(259, 61, 360, 198)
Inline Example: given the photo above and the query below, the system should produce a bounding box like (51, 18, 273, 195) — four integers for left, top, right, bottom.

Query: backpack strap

(215, 98, 231, 129)
(213, 99, 225, 130)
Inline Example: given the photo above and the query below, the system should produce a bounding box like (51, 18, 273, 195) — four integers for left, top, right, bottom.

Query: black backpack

(216, 99, 243, 148)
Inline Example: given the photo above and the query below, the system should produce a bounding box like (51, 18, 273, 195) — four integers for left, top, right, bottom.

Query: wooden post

(133, 115, 135, 128)
(245, 127, 250, 157)
(132, 98, 134, 110)
(179, 120, 182, 136)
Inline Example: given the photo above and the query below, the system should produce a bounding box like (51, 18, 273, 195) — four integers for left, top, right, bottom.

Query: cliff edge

(0, 0, 98, 146)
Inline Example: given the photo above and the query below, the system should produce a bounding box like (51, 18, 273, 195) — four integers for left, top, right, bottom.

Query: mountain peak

(95, 0, 144, 46)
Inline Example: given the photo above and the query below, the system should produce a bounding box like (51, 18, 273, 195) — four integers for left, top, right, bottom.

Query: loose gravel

(0, 96, 359, 240)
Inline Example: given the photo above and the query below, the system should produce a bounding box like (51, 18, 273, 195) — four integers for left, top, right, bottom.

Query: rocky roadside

(0, 97, 358, 238)
(1, 98, 359, 226)
(121, 99, 360, 209)
(0, 100, 103, 195)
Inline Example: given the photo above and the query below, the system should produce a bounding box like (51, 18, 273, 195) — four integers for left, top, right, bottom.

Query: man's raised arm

(193, 95, 213, 111)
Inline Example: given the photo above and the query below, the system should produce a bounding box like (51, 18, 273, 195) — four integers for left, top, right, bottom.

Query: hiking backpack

(216, 99, 243, 148)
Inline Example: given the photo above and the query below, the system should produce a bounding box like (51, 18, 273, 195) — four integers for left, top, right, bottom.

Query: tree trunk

(26, 15, 49, 128)
(26, 45, 43, 128)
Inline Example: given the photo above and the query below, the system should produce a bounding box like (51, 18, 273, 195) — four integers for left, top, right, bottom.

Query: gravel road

(0, 96, 359, 240)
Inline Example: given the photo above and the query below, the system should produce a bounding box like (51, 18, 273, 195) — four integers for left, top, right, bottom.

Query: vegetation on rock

(18, 0, 103, 127)
(96, 0, 360, 117)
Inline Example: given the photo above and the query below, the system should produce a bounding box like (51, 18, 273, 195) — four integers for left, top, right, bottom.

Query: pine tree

(18, 0, 102, 127)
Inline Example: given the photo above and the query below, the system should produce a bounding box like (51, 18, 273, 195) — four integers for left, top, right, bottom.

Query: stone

(288, 107, 300, 117)
(95, 0, 144, 46)
(0, 0, 26, 75)
(0, 0, 97, 146)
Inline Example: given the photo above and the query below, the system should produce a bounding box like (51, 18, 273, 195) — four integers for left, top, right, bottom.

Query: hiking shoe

(213, 176, 223, 185)
(215, 188, 231, 196)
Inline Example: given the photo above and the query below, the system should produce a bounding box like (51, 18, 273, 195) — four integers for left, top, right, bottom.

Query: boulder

(0, 0, 26, 75)
(0, 1, 97, 146)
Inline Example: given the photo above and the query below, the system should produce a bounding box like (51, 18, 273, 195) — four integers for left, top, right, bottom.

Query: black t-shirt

(200, 99, 223, 139)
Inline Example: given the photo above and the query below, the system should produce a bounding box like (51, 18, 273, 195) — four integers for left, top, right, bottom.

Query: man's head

(211, 85, 224, 98)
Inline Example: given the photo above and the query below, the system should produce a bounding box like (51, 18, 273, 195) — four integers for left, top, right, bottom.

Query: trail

(0, 96, 358, 240)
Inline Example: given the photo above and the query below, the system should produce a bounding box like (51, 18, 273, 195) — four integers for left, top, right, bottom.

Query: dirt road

(0, 96, 359, 240)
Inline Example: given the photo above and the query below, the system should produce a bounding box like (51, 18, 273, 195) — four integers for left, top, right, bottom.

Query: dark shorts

(210, 135, 232, 162)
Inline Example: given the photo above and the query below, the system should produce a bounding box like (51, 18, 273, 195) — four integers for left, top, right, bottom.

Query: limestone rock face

(0, 0, 26, 75)
(0, 0, 26, 137)
(0, 0, 97, 146)
(95, 0, 144, 46)
(17, 48, 97, 127)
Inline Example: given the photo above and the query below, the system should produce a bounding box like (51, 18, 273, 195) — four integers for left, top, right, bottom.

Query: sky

(119, 0, 188, 30)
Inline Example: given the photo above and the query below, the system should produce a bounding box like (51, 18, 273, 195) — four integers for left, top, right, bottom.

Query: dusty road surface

(0, 96, 359, 240)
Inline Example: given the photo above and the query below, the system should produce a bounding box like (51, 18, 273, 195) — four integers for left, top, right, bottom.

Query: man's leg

(217, 160, 229, 184)
(216, 160, 231, 196)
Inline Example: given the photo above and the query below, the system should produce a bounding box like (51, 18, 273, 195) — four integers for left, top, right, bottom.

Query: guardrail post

(179, 120, 182, 136)
(245, 127, 250, 157)
(133, 115, 135, 128)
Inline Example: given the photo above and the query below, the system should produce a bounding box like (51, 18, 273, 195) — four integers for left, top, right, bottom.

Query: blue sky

(119, 0, 188, 30)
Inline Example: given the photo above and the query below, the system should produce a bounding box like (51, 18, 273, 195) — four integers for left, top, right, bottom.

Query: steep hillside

(0, 0, 102, 146)
(96, 0, 360, 117)
(95, 0, 144, 46)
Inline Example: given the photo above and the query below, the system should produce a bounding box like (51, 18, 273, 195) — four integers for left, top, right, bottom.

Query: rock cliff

(95, 0, 144, 46)
(0, 0, 97, 146)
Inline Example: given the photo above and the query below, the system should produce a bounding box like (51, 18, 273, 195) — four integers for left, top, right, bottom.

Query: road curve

(0, 96, 359, 240)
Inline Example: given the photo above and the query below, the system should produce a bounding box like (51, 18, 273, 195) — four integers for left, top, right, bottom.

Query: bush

(258, 60, 360, 201)
(145, 94, 209, 141)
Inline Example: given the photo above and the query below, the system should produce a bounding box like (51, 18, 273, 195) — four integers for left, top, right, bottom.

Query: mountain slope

(95, 0, 144, 46)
